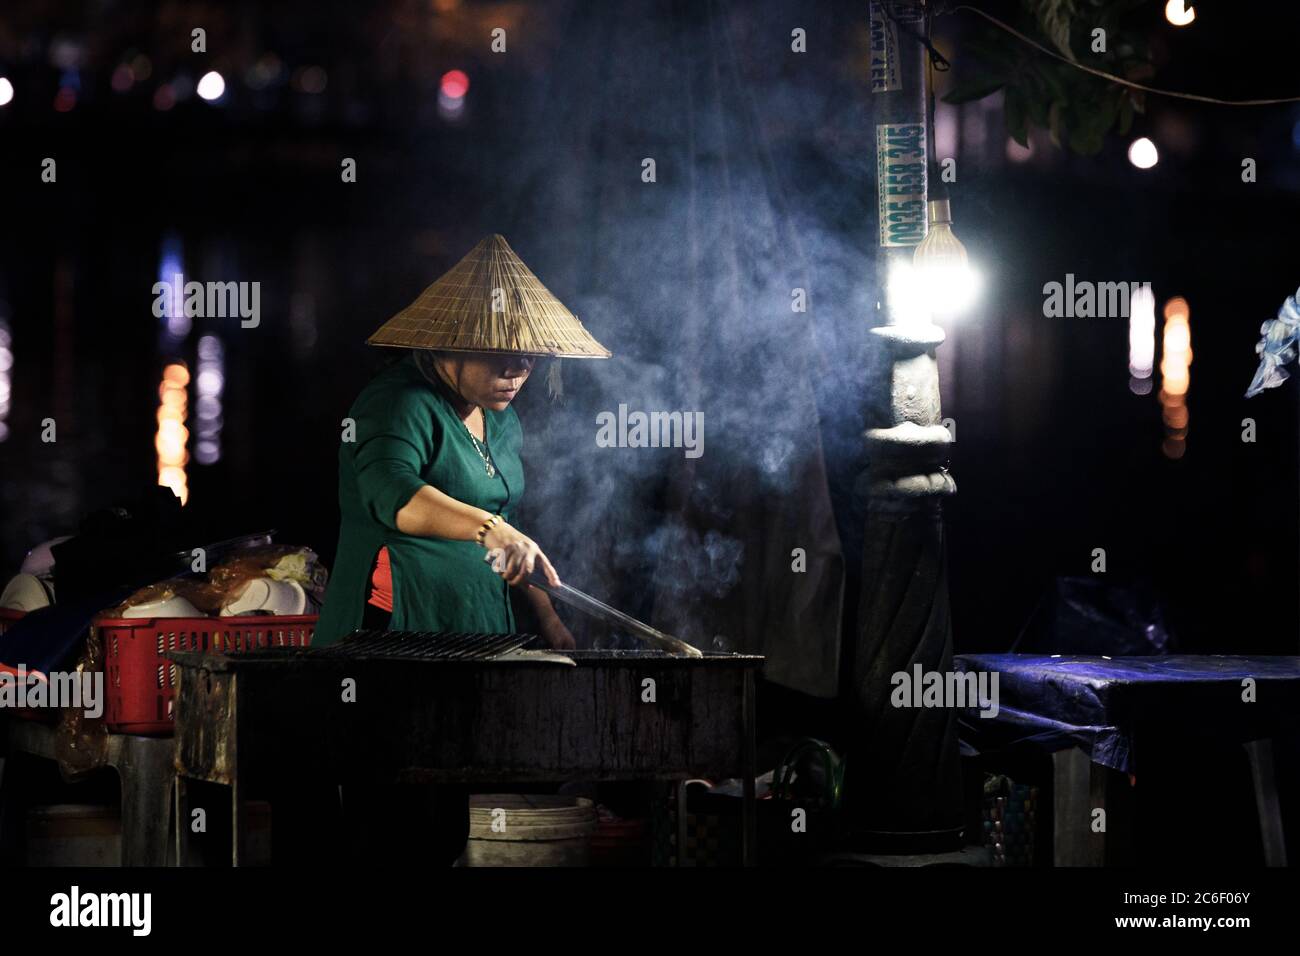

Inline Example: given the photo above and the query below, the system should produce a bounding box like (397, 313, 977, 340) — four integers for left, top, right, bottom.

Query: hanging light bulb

(911, 38, 981, 321)
(912, 198, 980, 317)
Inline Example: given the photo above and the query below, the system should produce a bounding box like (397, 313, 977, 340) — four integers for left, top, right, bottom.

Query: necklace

(465, 409, 496, 478)
(416, 353, 497, 478)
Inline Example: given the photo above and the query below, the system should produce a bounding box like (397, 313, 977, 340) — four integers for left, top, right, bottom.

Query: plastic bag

(104, 545, 329, 616)
(1011, 576, 1173, 656)
(208, 545, 328, 605)
(55, 627, 109, 777)
(106, 577, 226, 616)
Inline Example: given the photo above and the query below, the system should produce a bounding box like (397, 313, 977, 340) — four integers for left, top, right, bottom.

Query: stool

(0, 717, 175, 866)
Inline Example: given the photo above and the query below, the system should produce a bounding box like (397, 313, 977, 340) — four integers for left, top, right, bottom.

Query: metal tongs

(483, 550, 702, 657)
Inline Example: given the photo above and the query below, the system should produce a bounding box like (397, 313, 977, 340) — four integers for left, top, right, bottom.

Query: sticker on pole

(876, 123, 927, 247)
(869, 4, 902, 93)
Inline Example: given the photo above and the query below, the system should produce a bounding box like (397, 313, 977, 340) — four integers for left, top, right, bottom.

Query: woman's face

(438, 352, 536, 411)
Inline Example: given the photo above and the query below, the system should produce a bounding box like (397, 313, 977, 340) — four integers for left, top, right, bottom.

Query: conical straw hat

(367, 234, 611, 358)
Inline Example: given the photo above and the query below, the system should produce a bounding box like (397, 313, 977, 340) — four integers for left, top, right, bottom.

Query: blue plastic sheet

(1010, 577, 1172, 656)
(0, 586, 136, 677)
(954, 654, 1300, 773)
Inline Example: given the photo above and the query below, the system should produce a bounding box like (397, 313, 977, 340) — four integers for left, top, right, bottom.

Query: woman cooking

(322, 347, 570, 643)
(297, 234, 611, 865)
(315, 233, 610, 648)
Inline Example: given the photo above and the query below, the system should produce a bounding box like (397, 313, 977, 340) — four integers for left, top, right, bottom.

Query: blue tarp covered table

(953, 654, 1300, 865)
(953, 654, 1300, 773)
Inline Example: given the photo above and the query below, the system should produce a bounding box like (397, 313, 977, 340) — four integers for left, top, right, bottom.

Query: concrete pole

(843, 0, 964, 854)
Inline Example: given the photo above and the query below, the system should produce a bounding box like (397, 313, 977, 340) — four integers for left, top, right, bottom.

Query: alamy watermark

(0, 667, 103, 718)
(152, 273, 260, 327)
(1042, 276, 1152, 319)
(596, 404, 704, 459)
(50, 886, 151, 936)
(890, 664, 999, 718)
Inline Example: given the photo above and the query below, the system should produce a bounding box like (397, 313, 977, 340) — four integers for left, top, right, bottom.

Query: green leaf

(1095, 90, 1120, 130)
(1068, 116, 1106, 155)
(1026, 82, 1050, 127)
(943, 75, 1007, 105)
(1038, 66, 1068, 103)
(962, 5, 1156, 156)
(1028, 0, 1078, 61)
(1048, 100, 1064, 147)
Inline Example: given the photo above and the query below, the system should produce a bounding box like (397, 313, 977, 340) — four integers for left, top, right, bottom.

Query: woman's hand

(482, 521, 561, 587)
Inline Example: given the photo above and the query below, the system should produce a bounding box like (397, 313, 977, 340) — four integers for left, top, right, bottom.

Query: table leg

(1087, 759, 1111, 867)
(741, 669, 756, 867)
(1053, 746, 1105, 866)
(175, 776, 198, 866)
(0, 729, 7, 849)
(0, 732, 25, 864)
(675, 779, 688, 868)
(232, 781, 248, 867)
(114, 735, 176, 866)
(1244, 738, 1288, 867)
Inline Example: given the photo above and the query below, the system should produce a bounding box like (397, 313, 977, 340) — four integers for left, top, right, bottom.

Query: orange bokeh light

(157, 364, 190, 504)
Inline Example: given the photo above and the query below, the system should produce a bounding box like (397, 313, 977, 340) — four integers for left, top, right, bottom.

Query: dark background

(0, 0, 1297, 667)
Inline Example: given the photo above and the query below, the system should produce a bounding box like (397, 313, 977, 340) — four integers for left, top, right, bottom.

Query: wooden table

(955, 654, 1300, 866)
(169, 648, 762, 865)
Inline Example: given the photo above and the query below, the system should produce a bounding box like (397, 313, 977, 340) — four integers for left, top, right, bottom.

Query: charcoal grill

(321, 629, 539, 661)
(168, 640, 763, 866)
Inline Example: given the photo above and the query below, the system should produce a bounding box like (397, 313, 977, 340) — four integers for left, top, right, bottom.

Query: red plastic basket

(96, 614, 316, 735)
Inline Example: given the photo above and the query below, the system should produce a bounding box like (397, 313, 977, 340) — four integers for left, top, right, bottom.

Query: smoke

(461, 0, 877, 668)
(645, 521, 745, 599)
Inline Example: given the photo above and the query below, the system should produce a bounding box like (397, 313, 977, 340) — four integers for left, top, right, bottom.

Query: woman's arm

(523, 585, 562, 626)
(349, 383, 557, 585)
(522, 586, 575, 650)
(393, 483, 497, 539)
(394, 485, 561, 586)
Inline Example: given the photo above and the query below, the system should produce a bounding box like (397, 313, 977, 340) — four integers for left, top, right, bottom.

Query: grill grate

(318, 629, 539, 662)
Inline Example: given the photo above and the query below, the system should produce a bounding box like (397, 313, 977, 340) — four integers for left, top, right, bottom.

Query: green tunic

(313, 352, 524, 647)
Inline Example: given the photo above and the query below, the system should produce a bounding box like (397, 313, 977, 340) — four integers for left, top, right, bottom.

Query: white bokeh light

(196, 71, 226, 101)
(1165, 1, 1196, 26)
(1128, 137, 1159, 169)
(1129, 284, 1155, 379)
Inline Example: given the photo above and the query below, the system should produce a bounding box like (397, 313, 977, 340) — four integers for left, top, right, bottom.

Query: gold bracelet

(476, 514, 502, 546)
